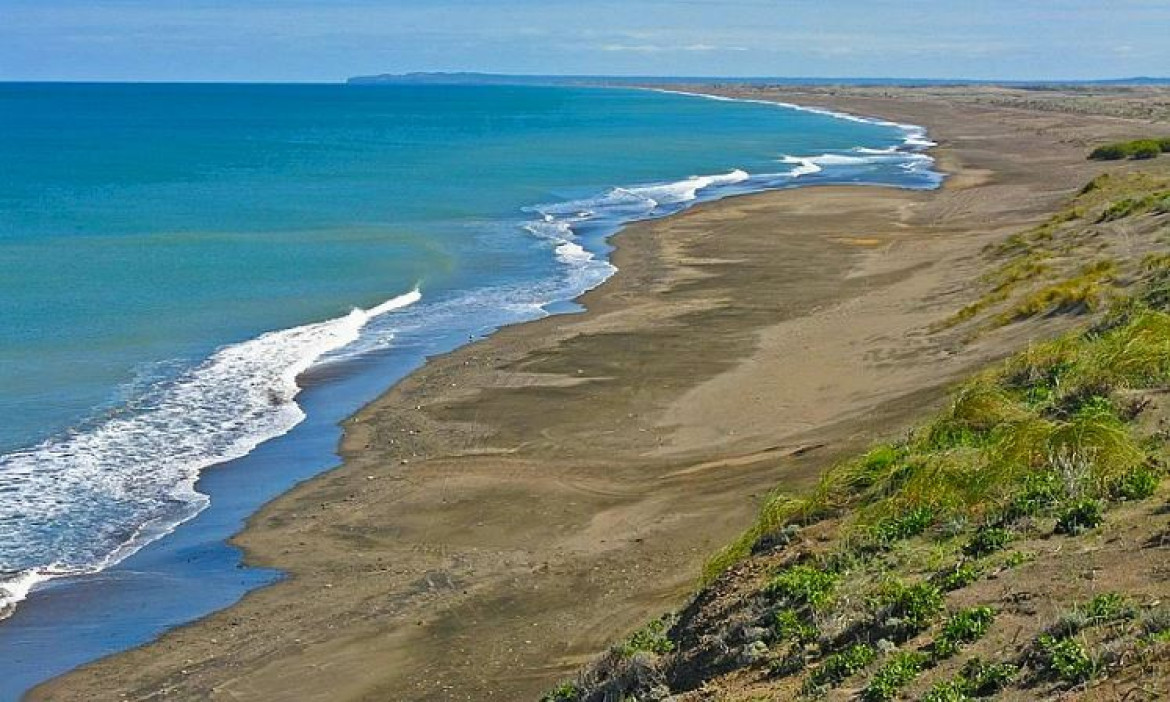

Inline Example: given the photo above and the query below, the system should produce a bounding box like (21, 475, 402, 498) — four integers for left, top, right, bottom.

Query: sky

(2, 0, 1169, 82)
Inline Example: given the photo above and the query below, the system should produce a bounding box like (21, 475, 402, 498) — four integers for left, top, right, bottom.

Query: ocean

(0, 83, 938, 696)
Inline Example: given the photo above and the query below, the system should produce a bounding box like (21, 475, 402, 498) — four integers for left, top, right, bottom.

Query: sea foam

(0, 288, 421, 617)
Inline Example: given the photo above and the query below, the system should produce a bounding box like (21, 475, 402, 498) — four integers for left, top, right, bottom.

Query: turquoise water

(0, 83, 936, 688)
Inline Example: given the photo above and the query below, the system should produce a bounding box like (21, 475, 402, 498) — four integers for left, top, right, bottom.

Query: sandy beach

(30, 88, 1165, 701)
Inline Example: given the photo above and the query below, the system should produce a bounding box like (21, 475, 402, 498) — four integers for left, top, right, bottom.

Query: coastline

(30, 92, 1157, 701)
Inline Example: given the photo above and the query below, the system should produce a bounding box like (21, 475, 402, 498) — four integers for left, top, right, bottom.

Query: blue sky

(2, 0, 1168, 82)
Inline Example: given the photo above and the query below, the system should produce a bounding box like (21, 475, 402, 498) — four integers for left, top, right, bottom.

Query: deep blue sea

(0, 83, 938, 697)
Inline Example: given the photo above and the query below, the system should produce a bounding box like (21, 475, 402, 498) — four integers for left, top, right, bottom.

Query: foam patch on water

(0, 288, 421, 617)
(650, 88, 941, 175)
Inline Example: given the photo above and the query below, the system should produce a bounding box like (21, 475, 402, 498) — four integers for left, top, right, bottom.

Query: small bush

(868, 506, 935, 547)
(771, 608, 818, 644)
(922, 657, 1017, 700)
(881, 581, 945, 637)
(615, 617, 674, 658)
(862, 651, 930, 702)
(1109, 464, 1160, 500)
(935, 606, 997, 658)
(808, 643, 877, 689)
(965, 526, 1011, 558)
(766, 564, 839, 611)
(932, 561, 981, 591)
(1006, 471, 1065, 519)
(1089, 138, 1169, 161)
(1082, 592, 1135, 623)
(920, 680, 969, 702)
(960, 658, 1018, 695)
(1035, 634, 1095, 684)
(541, 682, 581, 702)
(1131, 140, 1163, 160)
(1139, 606, 1170, 641)
(1089, 143, 1130, 161)
(1054, 498, 1104, 535)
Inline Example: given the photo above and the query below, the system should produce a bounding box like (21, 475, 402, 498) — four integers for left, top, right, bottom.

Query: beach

(30, 89, 1162, 701)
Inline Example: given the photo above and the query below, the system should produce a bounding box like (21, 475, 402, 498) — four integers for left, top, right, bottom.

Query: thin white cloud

(599, 43, 747, 53)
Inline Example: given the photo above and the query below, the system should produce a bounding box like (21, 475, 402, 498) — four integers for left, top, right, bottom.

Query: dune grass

(705, 297, 1170, 584)
(939, 172, 1170, 333)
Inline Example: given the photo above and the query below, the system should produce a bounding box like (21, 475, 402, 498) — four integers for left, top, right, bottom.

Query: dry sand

(30, 89, 1165, 701)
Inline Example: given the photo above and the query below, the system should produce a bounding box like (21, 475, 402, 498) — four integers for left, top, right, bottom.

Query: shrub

(965, 526, 1011, 557)
(1109, 464, 1160, 500)
(935, 606, 997, 658)
(960, 658, 1018, 695)
(615, 617, 674, 658)
(932, 561, 981, 591)
(1082, 592, 1135, 623)
(1054, 498, 1104, 535)
(1089, 143, 1130, 161)
(881, 581, 945, 637)
(862, 651, 930, 702)
(1089, 138, 1169, 161)
(808, 643, 877, 688)
(921, 680, 970, 702)
(1034, 634, 1095, 684)
(766, 564, 839, 611)
(771, 608, 818, 644)
(1131, 140, 1163, 160)
(922, 657, 1017, 701)
(1006, 471, 1064, 519)
(1100, 196, 1153, 221)
(1140, 606, 1170, 641)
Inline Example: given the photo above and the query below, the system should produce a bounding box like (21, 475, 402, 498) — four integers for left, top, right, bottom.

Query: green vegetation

(922, 658, 1018, 701)
(765, 563, 839, 611)
(932, 561, 981, 591)
(1089, 138, 1170, 161)
(868, 506, 936, 548)
(771, 608, 818, 643)
(1139, 607, 1170, 642)
(807, 643, 877, 690)
(615, 616, 675, 658)
(1099, 191, 1170, 221)
(934, 607, 996, 658)
(1026, 595, 1134, 686)
(964, 526, 1010, 557)
(880, 581, 946, 638)
(540, 682, 581, 702)
(862, 651, 931, 702)
(1109, 464, 1160, 500)
(1034, 634, 1095, 684)
(1054, 497, 1104, 535)
(1082, 592, 1135, 623)
(998, 260, 1117, 322)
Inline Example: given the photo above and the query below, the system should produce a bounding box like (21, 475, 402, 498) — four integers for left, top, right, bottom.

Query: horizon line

(3, 73, 1169, 86)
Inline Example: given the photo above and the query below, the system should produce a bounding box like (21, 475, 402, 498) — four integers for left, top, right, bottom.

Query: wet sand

(30, 90, 1161, 701)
